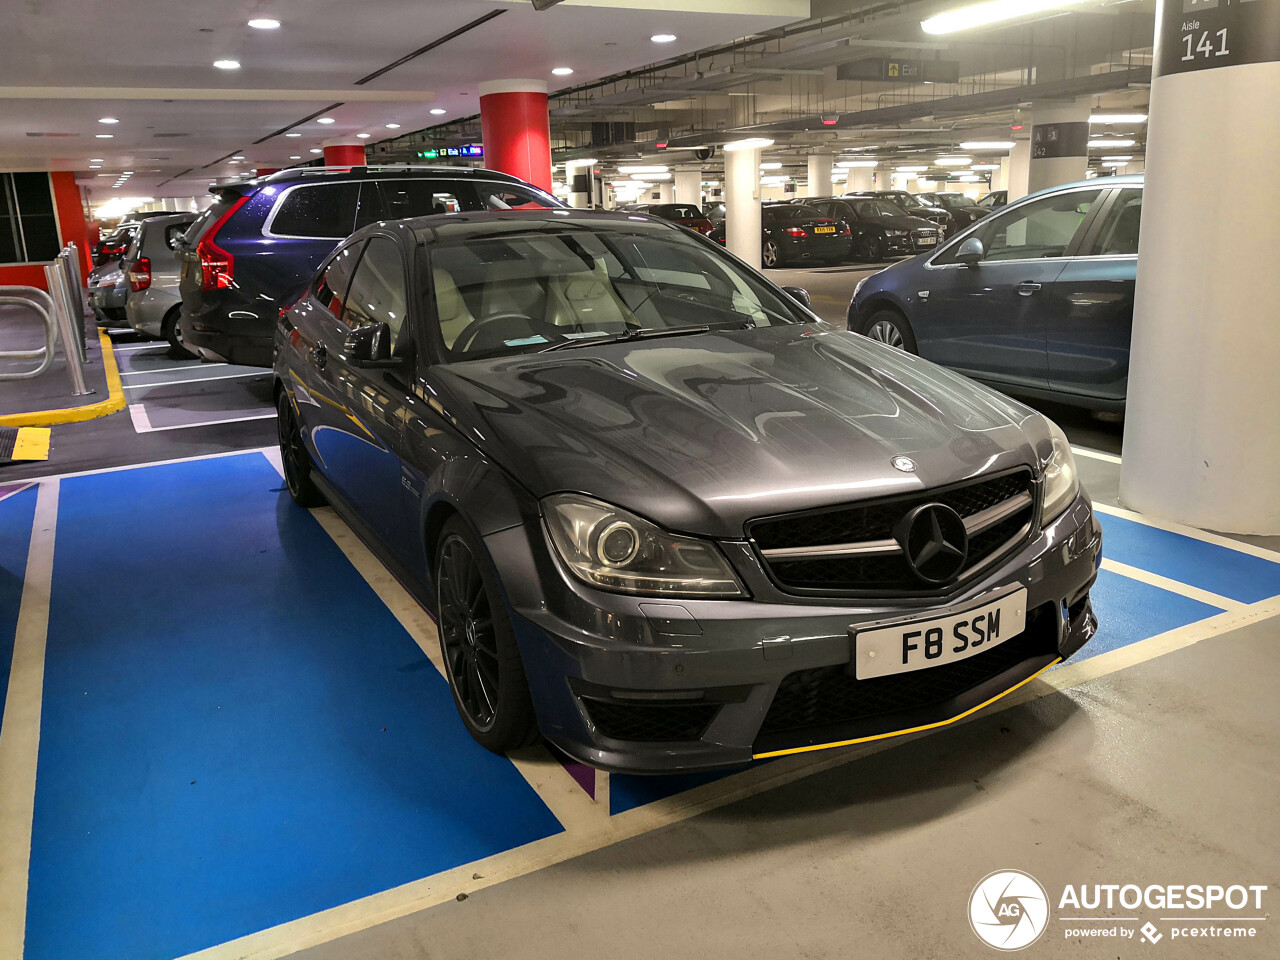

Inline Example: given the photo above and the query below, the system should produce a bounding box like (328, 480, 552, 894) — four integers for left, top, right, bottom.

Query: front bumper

(494, 493, 1101, 774)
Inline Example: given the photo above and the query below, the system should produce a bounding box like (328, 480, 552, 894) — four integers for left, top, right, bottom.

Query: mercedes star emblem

(895, 502, 969, 585)
(891, 455, 917, 473)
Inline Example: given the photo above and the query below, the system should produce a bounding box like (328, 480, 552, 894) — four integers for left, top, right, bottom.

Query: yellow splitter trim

(752, 657, 1062, 759)
(10, 426, 51, 460)
(0, 328, 126, 428)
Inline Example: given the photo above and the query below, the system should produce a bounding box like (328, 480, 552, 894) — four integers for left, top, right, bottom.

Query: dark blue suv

(178, 166, 561, 366)
(848, 176, 1142, 412)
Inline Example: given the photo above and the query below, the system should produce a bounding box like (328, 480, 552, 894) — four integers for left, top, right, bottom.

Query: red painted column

(322, 142, 366, 167)
(478, 79, 552, 192)
(254, 167, 280, 176)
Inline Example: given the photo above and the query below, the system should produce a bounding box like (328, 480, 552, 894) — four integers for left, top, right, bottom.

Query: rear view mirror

(344, 321, 403, 368)
(955, 236, 985, 266)
(782, 285, 812, 308)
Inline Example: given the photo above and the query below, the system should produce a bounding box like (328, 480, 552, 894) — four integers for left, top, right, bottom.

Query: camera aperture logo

(969, 869, 1050, 950)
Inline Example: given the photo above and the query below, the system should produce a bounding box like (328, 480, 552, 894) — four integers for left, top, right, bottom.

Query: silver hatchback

(122, 212, 198, 355)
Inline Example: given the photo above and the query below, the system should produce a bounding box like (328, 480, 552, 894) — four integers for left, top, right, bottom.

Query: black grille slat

(582, 699, 720, 742)
(750, 470, 1034, 596)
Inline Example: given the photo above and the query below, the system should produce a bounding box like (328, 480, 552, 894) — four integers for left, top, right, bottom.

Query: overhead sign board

(1030, 121, 1089, 159)
(836, 59, 961, 84)
(1157, 0, 1280, 77)
(416, 144, 484, 160)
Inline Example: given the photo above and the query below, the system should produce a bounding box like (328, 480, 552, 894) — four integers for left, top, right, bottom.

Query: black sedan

(919, 192, 991, 228)
(274, 209, 1100, 772)
(801, 196, 941, 261)
(846, 190, 955, 237)
(709, 203, 853, 267)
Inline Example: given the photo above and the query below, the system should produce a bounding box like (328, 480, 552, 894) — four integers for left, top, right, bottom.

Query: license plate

(917, 236, 937, 245)
(814, 225, 836, 234)
(852, 587, 1027, 680)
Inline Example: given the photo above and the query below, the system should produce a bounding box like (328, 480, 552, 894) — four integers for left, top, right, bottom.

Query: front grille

(750, 470, 1035, 597)
(912, 228, 938, 239)
(759, 604, 1055, 738)
(582, 698, 720, 742)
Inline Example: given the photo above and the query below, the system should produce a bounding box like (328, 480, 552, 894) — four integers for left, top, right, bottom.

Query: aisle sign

(1157, 0, 1280, 77)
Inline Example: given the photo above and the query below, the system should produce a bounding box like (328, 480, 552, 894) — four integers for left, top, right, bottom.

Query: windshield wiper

(541, 324, 711, 352)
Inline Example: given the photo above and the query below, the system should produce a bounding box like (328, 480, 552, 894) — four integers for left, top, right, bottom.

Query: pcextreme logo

(969, 870, 1050, 951)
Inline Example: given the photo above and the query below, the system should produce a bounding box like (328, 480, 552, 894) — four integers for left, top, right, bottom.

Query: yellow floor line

(0, 328, 127, 428)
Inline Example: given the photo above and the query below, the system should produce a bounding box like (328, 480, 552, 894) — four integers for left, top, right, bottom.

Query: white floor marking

(128, 409, 275, 434)
(0, 480, 58, 960)
(127, 402, 153, 433)
(119, 363, 226, 376)
(123, 371, 266, 390)
(109, 342, 169, 353)
(1092, 502, 1280, 564)
(1099, 558, 1245, 611)
(172, 591, 1280, 960)
(1071, 445, 1122, 464)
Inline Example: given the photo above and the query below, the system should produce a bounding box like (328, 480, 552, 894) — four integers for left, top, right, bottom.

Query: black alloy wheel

(435, 516, 538, 753)
(858, 307, 919, 353)
(276, 391, 325, 507)
(866, 234, 885, 262)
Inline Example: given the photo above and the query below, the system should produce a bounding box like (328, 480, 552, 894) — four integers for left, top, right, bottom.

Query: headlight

(543, 493, 745, 598)
(887, 229, 908, 237)
(1041, 419, 1081, 525)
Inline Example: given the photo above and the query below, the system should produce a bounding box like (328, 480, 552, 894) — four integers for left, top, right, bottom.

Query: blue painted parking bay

(3, 452, 1280, 958)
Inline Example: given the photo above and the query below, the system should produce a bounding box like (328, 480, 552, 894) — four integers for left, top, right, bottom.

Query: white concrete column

(724, 143, 763, 266)
(996, 157, 1011, 192)
(806, 153, 833, 198)
(1007, 140, 1031, 202)
(674, 168, 702, 206)
(845, 167, 874, 193)
(658, 181, 674, 203)
(1027, 99, 1090, 193)
(1120, 54, 1280, 533)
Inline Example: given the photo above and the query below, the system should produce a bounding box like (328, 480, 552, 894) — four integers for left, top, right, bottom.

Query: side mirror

(955, 236, 985, 266)
(343, 321, 403, 368)
(782, 285, 812, 308)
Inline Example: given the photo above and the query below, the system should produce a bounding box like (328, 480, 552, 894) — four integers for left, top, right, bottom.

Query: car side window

(269, 182, 361, 239)
(340, 236, 409, 351)
(378, 181, 466, 219)
(164, 223, 189, 250)
(1085, 189, 1142, 257)
(314, 242, 363, 317)
(473, 182, 559, 210)
(949, 189, 1102, 263)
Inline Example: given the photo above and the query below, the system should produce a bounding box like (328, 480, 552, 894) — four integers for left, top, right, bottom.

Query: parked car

(708, 203, 853, 267)
(976, 190, 1007, 210)
(800, 196, 941, 261)
(177, 165, 562, 367)
(92, 222, 140, 266)
(919, 192, 991, 228)
(848, 176, 1142, 411)
(121, 212, 198, 356)
(631, 203, 715, 235)
(702, 201, 725, 222)
(274, 208, 1100, 772)
(87, 261, 129, 325)
(845, 190, 955, 237)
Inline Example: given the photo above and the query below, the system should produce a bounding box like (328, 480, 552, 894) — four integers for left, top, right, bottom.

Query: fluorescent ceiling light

(759, 161, 782, 170)
(958, 174, 980, 181)
(309, 148, 322, 154)
(565, 157, 598, 168)
(552, 67, 574, 76)
(231, 155, 245, 160)
(317, 117, 335, 124)
(213, 59, 241, 70)
(289, 155, 301, 160)
(935, 156, 972, 166)
(1090, 113, 1147, 124)
(385, 123, 401, 129)
(896, 165, 928, 172)
(89, 164, 101, 169)
(836, 160, 878, 168)
(95, 134, 113, 139)
(285, 132, 301, 137)
(429, 108, 447, 115)
(632, 173, 670, 181)
(1089, 138, 1136, 148)
(1101, 155, 1133, 161)
(970, 163, 1000, 170)
(618, 164, 668, 174)
(922, 0, 1088, 35)
(722, 138, 773, 152)
(98, 117, 118, 125)
(959, 140, 1016, 150)
(1102, 161, 1130, 167)
(90, 158, 104, 163)
(651, 33, 677, 43)
(247, 18, 280, 29)
(356, 133, 371, 139)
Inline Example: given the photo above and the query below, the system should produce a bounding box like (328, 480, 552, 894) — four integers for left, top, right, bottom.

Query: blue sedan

(847, 176, 1142, 412)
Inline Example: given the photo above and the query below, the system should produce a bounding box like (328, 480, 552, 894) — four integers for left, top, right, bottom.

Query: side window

(314, 242, 363, 317)
(473, 182, 559, 210)
(377, 180, 466, 220)
(353, 181, 386, 231)
(164, 223, 189, 250)
(1085, 189, 1142, 256)
(341, 236, 409, 350)
(966, 189, 1101, 262)
(269, 182, 361, 238)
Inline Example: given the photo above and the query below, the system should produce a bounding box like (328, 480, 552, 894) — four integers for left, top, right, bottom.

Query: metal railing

(0, 243, 92, 395)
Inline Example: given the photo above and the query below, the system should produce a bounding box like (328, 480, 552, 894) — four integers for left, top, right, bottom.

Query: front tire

(857, 307, 919, 353)
(866, 235, 885, 262)
(162, 308, 196, 359)
(435, 516, 539, 754)
(276, 391, 325, 507)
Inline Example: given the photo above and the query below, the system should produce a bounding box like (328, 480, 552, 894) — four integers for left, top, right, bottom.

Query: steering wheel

(452, 311, 544, 353)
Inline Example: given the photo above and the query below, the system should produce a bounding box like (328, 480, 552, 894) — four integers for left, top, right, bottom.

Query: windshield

(856, 200, 905, 218)
(428, 222, 807, 361)
(893, 193, 924, 208)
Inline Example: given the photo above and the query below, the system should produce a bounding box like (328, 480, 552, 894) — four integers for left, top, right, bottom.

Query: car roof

(209, 163, 532, 199)
(360, 208, 688, 243)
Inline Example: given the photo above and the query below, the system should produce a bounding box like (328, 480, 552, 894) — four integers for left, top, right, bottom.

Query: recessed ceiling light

(317, 117, 335, 124)
(289, 155, 301, 160)
(429, 108, 447, 115)
(229, 159, 240, 164)
(247, 18, 280, 29)
(232, 155, 245, 160)
(552, 67, 574, 76)
(213, 59, 241, 70)
(651, 33, 677, 43)
(284, 132, 301, 137)
(309, 148, 322, 153)
(356, 132, 371, 138)
(1090, 113, 1147, 124)
(385, 122, 401, 129)
(90, 158, 104, 162)
(95, 134, 113, 139)
(98, 117, 119, 125)
(89, 164, 102, 169)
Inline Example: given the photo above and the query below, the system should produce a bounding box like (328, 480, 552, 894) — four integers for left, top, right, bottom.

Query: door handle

(1016, 281, 1042, 296)
(311, 343, 327, 370)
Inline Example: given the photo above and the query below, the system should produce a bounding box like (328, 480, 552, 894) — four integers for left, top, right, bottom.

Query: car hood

(428, 325, 1048, 539)
(871, 213, 936, 231)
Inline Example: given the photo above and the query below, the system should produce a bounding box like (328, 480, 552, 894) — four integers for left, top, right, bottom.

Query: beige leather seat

(546, 260, 631, 331)
(434, 268, 475, 349)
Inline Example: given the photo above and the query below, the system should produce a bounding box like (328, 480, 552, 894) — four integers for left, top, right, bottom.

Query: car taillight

(196, 195, 249, 292)
(127, 257, 151, 292)
(783, 226, 807, 238)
